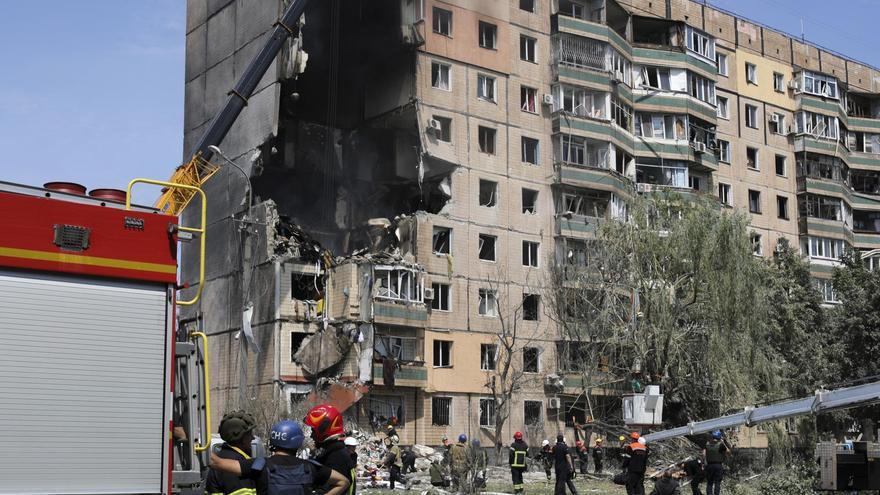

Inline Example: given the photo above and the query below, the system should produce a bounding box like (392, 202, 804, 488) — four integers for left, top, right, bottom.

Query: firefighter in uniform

(509, 431, 528, 494)
(304, 404, 357, 495)
(592, 437, 605, 474)
(205, 410, 259, 495)
(622, 432, 649, 495)
(384, 435, 406, 489)
(538, 439, 554, 480)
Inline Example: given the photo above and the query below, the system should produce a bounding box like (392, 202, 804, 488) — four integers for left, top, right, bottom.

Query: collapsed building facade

(182, 0, 880, 448)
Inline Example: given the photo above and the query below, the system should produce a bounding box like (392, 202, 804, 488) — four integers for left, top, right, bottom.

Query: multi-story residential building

(182, 0, 880, 448)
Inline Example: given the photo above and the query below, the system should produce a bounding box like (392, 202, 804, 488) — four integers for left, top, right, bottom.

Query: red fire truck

(0, 180, 208, 494)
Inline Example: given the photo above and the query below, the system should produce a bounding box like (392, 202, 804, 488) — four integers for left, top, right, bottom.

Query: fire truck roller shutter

(0, 269, 170, 495)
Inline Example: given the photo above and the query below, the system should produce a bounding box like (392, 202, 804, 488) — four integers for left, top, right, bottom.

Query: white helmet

(542, 439, 550, 447)
(344, 437, 358, 447)
(638, 437, 647, 445)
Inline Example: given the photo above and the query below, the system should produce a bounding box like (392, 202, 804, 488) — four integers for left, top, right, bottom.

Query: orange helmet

(514, 431, 523, 440)
(304, 404, 345, 443)
(630, 431, 640, 440)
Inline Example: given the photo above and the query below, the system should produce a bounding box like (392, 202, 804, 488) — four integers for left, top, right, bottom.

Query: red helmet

(514, 431, 523, 440)
(630, 431, 640, 440)
(575, 440, 584, 448)
(304, 404, 345, 443)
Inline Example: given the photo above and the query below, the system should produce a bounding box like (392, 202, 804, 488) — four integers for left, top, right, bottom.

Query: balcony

(796, 176, 852, 204)
(551, 13, 630, 59)
(372, 264, 428, 326)
(372, 362, 427, 387)
(632, 88, 717, 124)
(373, 333, 427, 387)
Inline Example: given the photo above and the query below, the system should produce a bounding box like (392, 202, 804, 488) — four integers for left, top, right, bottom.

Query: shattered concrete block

(293, 329, 351, 375)
(411, 444, 435, 457)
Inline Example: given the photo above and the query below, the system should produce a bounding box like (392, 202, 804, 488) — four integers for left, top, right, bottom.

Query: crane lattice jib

(154, 155, 219, 215)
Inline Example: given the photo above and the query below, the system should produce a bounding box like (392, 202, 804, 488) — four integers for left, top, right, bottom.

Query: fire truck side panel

(0, 270, 171, 494)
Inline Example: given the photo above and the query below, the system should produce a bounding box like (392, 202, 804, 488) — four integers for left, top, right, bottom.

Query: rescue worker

(592, 437, 604, 474)
(449, 434, 470, 490)
(622, 432, 649, 495)
(402, 446, 417, 474)
(703, 431, 728, 495)
(304, 404, 356, 495)
(209, 419, 350, 495)
(574, 440, 589, 474)
(677, 457, 704, 495)
(553, 434, 579, 495)
(538, 439, 554, 480)
(650, 470, 681, 495)
(205, 410, 258, 495)
(384, 435, 406, 489)
(344, 437, 358, 468)
(429, 460, 450, 487)
(509, 431, 529, 494)
(618, 435, 630, 468)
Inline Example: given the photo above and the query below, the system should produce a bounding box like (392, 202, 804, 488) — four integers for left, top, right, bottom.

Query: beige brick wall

(820, 51, 847, 80)
(702, 7, 736, 47)
(791, 40, 821, 72)
(735, 19, 762, 55)
(761, 29, 791, 65)
(847, 62, 873, 92)
(669, 0, 703, 31)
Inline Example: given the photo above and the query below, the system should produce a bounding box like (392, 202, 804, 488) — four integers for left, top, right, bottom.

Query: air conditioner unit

(637, 183, 653, 193)
(691, 142, 707, 153)
(542, 94, 554, 105)
(788, 79, 801, 91)
(428, 119, 442, 132)
(548, 397, 561, 409)
(424, 287, 435, 300)
(611, 70, 625, 83)
(770, 114, 781, 125)
(787, 124, 798, 135)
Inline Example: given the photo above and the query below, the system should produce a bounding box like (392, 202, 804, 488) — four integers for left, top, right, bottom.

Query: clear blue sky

(0, 0, 877, 205)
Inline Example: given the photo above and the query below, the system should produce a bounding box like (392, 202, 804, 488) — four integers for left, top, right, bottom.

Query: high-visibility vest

(512, 449, 527, 468)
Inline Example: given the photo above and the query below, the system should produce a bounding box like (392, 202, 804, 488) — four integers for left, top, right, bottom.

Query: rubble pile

(350, 432, 445, 490)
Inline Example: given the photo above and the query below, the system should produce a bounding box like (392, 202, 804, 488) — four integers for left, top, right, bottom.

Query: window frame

(750, 232, 763, 256)
(433, 115, 452, 142)
(523, 400, 543, 427)
(433, 339, 452, 368)
(522, 188, 538, 214)
(520, 35, 537, 63)
(745, 62, 758, 85)
(431, 61, 451, 91)
(476, 74, 497, 102)
(522, 293, 539, 321)
(478, 21, 497, 50)
(478, 234, 497, 262)
(478, 288, 498, 317)
(479, 398, 496, 427)
(748, 189, 762, 214)
(432, 7, 452, 37)
(522, 347, 540, 373)
(716, 95, 729, 119)
(519, 0, 536, 12)
(717, 139, 730, 163)
(522, 240, 540, 268)
(478, 126, 497, 154)
(773, 72, 784, 92)
(746, 146, 760, 170)
(718, 182, 732, 206)
(777, 195, 789, 220)
(431, 282, 451, 311)
(432, 226, 452, 255)
(716, 52, 728, 76)
(522, 136, 539, 165)
(480, 343, 498, 371)
(745, 104, 758, 129)
(478, 179, 498, 208)
(521, 85, 538, 113)
(775, 154, 787, 177)
(684, 25, 716, 62)
(431, 396, 453, 426)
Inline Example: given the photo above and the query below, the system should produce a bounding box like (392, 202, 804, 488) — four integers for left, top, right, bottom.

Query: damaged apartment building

(182, 0, 880, 447)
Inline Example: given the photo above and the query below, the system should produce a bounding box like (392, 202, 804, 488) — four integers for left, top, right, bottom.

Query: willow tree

(546, 192, 783, 426)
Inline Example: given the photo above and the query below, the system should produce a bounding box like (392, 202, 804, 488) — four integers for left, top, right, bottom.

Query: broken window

(432, 397, 452, 425)
(522, 241, 539, 268)
(433, 340, 452, 367)
(478, 234, 497, 261)
(479, 398, 496, 427)
(520, 35, 537, 62)
(635, 158, 688, 188)
(432, 226, 451, 255)
(478, 289, 498, 317)
(634, 113, 686, 140)
(795, 111, 839, 139)
(611, 95, 631, 129)
(775, 155, 786, 176)
(717, 140, 730, 163)
(370, 395, 405, 427)
(479, 179, 498, 207)
(522, 136, 539, 164)
(689, 175, 702, 191)
(745, 104, 758, 128)
(480, 344, 497, 371)
(478, 126, 496, 154)
(432, 115, 452, 142)
(777, 195, 789, 220)
(802, 71, 838, 99)
(718, 183, 731, 206)
(745, 62, 757, 85)
(747, 147, 759, 169)
(431, 282, 450, 311)
(685, 25, 715, 61)
(773, 72, 784, 92)
(431, 62, 451, 90)
(433, 7, 452, 36)
(522, 188, 538, 214)
(477, 74, 496, 102)
(769, 112, 784, 134)
(716, 96, 728, 119)
(522, 347, 539, 373)
(751, 233, 763, 256)
(519, 0, 535, 12)
(716, 52, 728, 76)
(799, 194, 844, 221)
(522, 293, 539, 320)
(479, 21, 497, 49)
(290, 332, 308, 362)
(562, 191, 607, 218)
(748, 189, 761, 214)
(521, 86, 538, 113)
(563, 398, 588, 427)
(557, 85, 600, 117)
(641, 67, 671, 90)
(290, 272, 324, 301)
(559, 0, 586, 19)
(524, 400, 543, 426)
(375, 335, 418, 361)
(688, 72, 715, 105)
(375, 267, 424, 303)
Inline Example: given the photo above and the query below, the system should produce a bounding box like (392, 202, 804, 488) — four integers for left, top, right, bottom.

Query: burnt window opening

(523, 293, 539, 320)
(524, 400, 543, 426)
(433, 115, 452, 142)
(291, 272, 324, 300)
(522, 188, 538, 214)
(563, 398, 588, 427)
(290, 332, 309, 362)
(433, 227, 451, 254)
(479, 179, 498, 207)
(478, 234, 497, 261)
(523, 347, 539, 373)
(479, 21, 497, 49)
(519, 0, 535, 12)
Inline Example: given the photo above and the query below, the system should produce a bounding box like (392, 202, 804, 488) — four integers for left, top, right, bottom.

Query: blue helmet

(472, 439, 481, 447)
(458, 434, 467, 443)
(711, 430, 722, 440)
(269, 420, 305, 450)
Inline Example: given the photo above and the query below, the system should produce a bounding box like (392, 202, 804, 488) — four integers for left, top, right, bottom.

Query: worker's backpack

(263, 458, 315, 495)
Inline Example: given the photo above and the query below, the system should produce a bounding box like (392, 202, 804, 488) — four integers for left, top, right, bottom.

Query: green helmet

(218, 410, 257, 443)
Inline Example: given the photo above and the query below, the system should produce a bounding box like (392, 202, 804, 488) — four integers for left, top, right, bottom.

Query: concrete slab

(235, 0, 280, 50)
(219, 84, 280, 160)
(206, 2, 236, 69)
(204, 56, 234, 123)
(184, 74, 207, 132)
(186, 0, 207, 33)
(185, 24, 207, 83)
